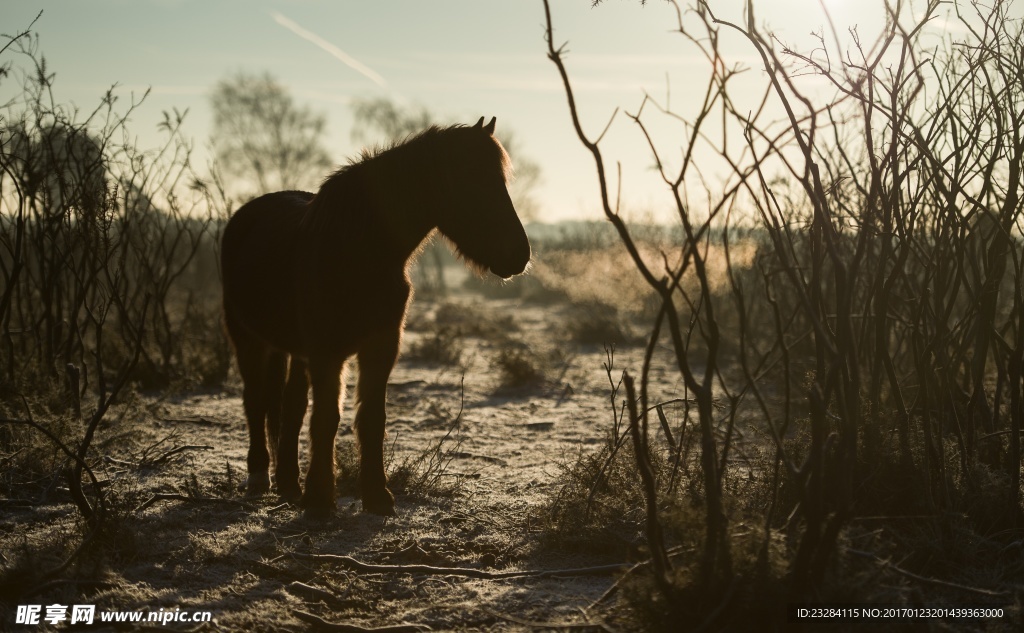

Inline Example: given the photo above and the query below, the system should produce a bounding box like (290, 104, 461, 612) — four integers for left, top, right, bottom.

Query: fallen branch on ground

(281, 552, 631, 580)
(286, 581, 361, 609)
(293, 611, 429, 632)
(287, 581, 343, 603)
(160, 416, 222, 426)
(144, 444, 214, 467)
(483, 607, 618, 632)
(135, 493, 255, 513)
(848, 549, 1012, 599)
(104, 455, 139, 468)
(19, 578, 119, 598)
(591, 545, 691, 607)
(1, 416, 106, 576)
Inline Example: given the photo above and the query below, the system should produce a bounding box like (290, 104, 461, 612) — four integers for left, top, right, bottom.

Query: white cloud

(270, 12, 387, 89)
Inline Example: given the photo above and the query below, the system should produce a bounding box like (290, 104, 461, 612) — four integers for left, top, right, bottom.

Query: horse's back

(222, 191, 312, 252)
(222, 191, 313, 354)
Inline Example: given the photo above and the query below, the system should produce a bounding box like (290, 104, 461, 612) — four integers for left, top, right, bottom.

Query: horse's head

(435, 117, 531, 279)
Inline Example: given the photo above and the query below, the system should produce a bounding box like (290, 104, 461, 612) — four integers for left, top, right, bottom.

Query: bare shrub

(0, 27, 230, 598)
(564, 301, 637, 347)
(1, 37, 227, 394)
(434, 300, 519, 341)
(492, 343, 546, 389)
(386, 416, 467, 501)
(545, 439, 654, 556)
(545, 0, 1024, 626)
(406, 323, 464, 367)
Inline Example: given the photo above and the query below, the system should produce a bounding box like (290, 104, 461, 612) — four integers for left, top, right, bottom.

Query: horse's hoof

(242, 473, 271, 497)
(299, 502, 335, 520)
(299, 491, 336, 519)
(277, 482, 302, 503)
(299, 501, 335, 518)
(361, 491, 396, 516)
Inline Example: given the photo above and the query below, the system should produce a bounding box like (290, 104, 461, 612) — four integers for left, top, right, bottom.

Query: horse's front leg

(355, 328, 400, 516)
(300, 355, 346, 518)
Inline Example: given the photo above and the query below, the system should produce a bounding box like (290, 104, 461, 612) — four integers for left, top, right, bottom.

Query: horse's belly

(293, 279, 410, 358)
(224, 284, 305, 354)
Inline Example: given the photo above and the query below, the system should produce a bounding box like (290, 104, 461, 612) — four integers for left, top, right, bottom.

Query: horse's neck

(363, 165, 440, 262)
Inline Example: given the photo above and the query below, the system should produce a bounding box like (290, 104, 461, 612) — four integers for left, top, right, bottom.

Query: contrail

(271, 12, 387, 88)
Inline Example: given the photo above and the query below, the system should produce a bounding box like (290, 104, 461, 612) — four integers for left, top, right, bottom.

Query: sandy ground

(2, 285, 681, 631)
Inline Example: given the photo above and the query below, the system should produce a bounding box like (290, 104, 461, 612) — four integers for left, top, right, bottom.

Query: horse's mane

(316, 123, 512, 198)
(300, 123, 513, 244)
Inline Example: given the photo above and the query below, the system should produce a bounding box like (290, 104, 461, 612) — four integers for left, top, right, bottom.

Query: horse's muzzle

(490, 257, 530, 279)
(490, 242, 531, 279)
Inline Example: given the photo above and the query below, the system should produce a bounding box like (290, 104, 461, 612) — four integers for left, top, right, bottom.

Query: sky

(2, 0, 1011, 222)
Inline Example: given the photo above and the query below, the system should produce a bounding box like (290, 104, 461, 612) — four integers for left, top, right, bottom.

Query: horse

(220, 117, 531, 518)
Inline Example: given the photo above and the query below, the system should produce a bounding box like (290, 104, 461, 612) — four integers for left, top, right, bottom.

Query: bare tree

(351, 97, 435, 144)
(209, 71, 332, 198)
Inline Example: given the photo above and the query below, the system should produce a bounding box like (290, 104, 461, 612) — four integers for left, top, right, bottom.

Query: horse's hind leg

(264, 351, 288, 489)
(228, 322, 276, 497)
(301, 355, 346, 518)
(355, 329, 400, 516)
(275, 357, 308, 502)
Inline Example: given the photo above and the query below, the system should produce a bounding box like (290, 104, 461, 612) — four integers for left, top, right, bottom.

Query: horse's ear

(473, 117, 485, 128)
(484, 116, 496, 134)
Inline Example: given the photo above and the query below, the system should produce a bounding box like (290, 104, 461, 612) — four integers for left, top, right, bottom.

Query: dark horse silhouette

(221, 117, 530, 517)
